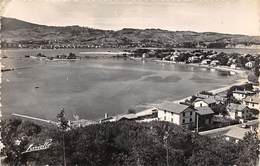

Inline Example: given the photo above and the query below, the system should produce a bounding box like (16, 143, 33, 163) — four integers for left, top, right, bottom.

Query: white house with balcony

(156, 102, 196, 129)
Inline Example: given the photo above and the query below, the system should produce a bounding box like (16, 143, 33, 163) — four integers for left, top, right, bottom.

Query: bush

(1, 119, 259, 165)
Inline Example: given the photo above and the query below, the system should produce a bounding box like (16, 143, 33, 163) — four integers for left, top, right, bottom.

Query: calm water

(1, 48, 252, 121)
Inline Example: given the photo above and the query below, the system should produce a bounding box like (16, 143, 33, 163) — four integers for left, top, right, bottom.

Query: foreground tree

(236, 132, 260, 166)
(1, 119, 259, 165)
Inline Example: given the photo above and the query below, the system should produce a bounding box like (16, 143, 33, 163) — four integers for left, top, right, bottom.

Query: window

(171, 118, 173, 122)
(200, 103, 202, 107)
(182, 119, 185, 124)
(164, 110, 166, 114)
(190, 112, 192, 116)
(171, 112, 173, 116)
(164, 116, 166, 121)
(183, 112, 185, 117)
(190, 118, 192, 122)
(252, 104, 254, 107)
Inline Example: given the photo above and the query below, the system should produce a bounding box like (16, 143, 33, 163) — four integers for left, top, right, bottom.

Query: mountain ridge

(1, 17, 260, 48)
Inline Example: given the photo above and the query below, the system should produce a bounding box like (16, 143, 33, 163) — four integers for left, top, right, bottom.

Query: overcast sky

(2, 0, 260, 35)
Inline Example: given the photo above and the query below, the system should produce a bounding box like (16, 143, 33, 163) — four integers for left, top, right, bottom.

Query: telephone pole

(63, 132, 66, 166)
(163, 128, 170, 166)
(196, 113, 199, 133)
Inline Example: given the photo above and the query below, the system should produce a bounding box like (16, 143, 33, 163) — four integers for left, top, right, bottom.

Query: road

(199, 119, 259, 138)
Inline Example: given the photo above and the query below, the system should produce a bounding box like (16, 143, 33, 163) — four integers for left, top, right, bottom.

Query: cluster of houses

(137, 49, 259, 71)
(100, 83, 260, 134)
(27, 52, 77, 60)
(55, 53, 77, 60)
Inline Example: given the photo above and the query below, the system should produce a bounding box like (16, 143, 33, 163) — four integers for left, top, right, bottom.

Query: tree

(248, 72, 259, 84)
(236, 132, 260, 166)
(67, 52, 77, 59)
(56, 108, 70, 131)
(215, 52, 229, 65)
(56, 108, 70, 166)
(0, 118, 57, 165)
(2, 118, 259, 165)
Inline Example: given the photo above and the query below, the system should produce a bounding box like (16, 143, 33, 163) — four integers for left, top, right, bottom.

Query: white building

(230, 64, 237, 69)
(232, 90, 255, 101)
(99, 103, 196, 129)
(193, 97, 217, 108)
(245, 61, 255, 69)
(188, 56, 199, 63)
(156, 102, 196, 129)
(201, 59, 211, 65)
(210, 60, 220, 66)
(242, 94, 260, 110)
(226, 103, 251, 120)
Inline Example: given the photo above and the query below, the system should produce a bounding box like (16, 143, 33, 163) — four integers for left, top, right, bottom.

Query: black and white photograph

(0, 0, 260, 165)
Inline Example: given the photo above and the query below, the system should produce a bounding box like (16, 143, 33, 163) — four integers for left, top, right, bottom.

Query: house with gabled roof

(224, 126, 252, 143)
(226, 103, 251, 120)
(245, 61, 255, 69)
(232, 90, 256, 100)
(195, 106, 214, 126)
(242, 93, 260, 111)
(193, 97, 217, 108)
(156, 102, 195, 129)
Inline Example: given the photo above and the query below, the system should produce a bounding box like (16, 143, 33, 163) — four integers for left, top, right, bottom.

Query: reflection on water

(143, 75, 182, 83)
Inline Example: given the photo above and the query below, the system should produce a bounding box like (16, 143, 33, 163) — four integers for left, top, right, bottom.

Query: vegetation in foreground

(1, 118, 259, 166)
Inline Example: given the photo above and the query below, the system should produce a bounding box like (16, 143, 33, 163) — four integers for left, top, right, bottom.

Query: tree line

(0, 118, 259, 166)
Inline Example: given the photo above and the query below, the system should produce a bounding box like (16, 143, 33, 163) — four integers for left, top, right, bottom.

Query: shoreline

(148, 77, 248, 107)
(141, 59, 248, 106)
(153, 59, 246, 74)
(172, 77, 247, 104)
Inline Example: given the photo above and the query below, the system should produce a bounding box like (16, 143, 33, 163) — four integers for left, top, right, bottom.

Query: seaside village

(98, 79, 260, 142)
(96, 48, 260, 142)
(2, 48, 260, 144)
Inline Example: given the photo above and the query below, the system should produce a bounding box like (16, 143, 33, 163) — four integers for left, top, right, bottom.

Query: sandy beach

(153, 59, 246, 74)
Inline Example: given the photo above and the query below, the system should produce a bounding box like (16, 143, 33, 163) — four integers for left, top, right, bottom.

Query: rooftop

(227, 103, 248, 112)
(233, 90, 255, 95)
(194, 97, 217, 104)
(224, 126, 250, 140)
(117, 113, 137, 121)
(195, 93, 210, 99)
(195, 106, 214, 115)
(156, 102, 189, 114)
(243, 94, 260, 104)
(135, 107, 157, 117)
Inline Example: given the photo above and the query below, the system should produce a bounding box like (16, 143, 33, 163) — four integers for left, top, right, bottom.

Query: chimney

(105, 113, 108, 118)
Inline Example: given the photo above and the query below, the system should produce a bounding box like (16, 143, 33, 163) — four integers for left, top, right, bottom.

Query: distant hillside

(1, 17, 260, 48)
(1, 17, 47, 31)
